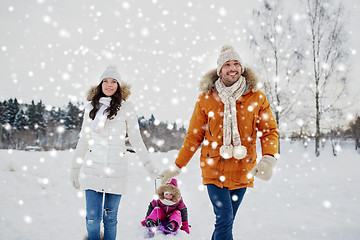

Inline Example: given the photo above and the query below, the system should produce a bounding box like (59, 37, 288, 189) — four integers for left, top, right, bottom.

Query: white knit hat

(99, 65, 121, 83)
(216, 45, 243, 76)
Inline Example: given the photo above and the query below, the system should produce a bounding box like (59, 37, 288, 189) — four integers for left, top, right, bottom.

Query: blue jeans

(85, 189, 122, 240)
(207, 184, 247, 240)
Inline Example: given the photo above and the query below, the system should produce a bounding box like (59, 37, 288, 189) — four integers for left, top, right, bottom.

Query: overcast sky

(1, 0, 359, 127)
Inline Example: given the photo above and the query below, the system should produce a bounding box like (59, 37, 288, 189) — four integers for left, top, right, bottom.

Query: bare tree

(349, 116, 360, 151)
(304, 0, 349, 156)
(247, 0, 304, 152)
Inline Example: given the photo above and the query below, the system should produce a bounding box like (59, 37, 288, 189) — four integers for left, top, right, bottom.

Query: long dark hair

(89, 81, 122, 120)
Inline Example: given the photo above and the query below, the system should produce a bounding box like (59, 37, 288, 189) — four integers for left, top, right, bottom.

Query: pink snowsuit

(144, 179, 188, 230)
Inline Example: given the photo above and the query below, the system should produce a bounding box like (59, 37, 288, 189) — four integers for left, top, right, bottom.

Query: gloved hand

(70, 168, 80, 189)
(159, 165, 181, 185)
(247, 155, 276, 181)
(141, 219, 146, 226)
(144, 162, 159, 180)
(180, 221, 190, 234)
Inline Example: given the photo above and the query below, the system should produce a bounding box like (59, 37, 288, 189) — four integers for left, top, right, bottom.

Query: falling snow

(1, 0, 360, 238)
(1, 140, 360, 239)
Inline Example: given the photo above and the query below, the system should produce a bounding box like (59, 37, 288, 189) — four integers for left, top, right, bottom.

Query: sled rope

(155, 178, 160, 226)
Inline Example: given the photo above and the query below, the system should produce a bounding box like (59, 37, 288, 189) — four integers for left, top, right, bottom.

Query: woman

(70, 65, 159, 240)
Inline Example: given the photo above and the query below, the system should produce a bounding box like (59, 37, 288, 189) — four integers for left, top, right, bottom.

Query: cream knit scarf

(160, 198, 177, 206)
(215, 77, 247, 159)
(91, 97, 111, 134)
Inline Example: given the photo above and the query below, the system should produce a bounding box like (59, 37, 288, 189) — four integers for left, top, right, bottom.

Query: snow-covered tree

(0, 101, 6, 125)
(1, 99, 20, 126)
(0, 99, 20, 147)
(247, 0, 304, 151)
(64, 102, 83, 130)
(47, 107, 66, 127)
(14, 109, 28, 130)
(304, 0, 349, 156)
(25, 100, 46, 145)
(349, 116, 360, 151)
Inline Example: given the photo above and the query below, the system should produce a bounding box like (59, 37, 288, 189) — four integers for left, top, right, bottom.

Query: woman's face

(102, 78, 118, 97)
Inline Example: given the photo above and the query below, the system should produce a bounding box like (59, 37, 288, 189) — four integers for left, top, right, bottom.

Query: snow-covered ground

(0, 140, 359, 240)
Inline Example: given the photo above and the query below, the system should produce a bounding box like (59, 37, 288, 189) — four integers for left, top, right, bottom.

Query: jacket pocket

(83, 149, 104, 175)
(237, 110, 257, 143)
(232, 146, 257, 183)
(200, 148, 221, 179)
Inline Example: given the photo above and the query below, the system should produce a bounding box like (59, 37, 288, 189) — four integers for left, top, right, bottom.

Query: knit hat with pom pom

(99, 65, 121, 83)
(216, 45, 243, 76)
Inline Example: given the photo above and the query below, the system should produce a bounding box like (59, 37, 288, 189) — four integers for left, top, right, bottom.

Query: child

(142, 178, 190, 234)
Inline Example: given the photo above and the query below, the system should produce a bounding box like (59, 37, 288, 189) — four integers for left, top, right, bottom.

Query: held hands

(180, 221, 191, 234)
(70, 168, 80, 189)
(148, 168, 159, 180)
(247, 155, 276, 181)
(159, 165, 181, 185)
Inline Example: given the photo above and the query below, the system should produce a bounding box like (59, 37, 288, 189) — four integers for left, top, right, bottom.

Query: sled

(144, 179, 179, 238)
(144, 222, 178, 238)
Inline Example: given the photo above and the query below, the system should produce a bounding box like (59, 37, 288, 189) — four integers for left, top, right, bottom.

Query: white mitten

(70, 168, 80, 189)
(144, 162, 159, 180)
(159, 165, 181, 185)
(247, 155, 276, 181)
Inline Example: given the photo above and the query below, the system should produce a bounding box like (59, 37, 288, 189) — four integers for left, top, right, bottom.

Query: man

(160, 45, 279, 240)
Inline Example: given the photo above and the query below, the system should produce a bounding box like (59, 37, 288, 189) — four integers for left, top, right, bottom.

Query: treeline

(1, 98, 359, 154)
(0, 98, 186, 152)
(289, 119, 360, 156)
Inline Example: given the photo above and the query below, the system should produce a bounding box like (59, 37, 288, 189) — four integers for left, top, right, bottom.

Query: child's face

(164, 193, 173, 200)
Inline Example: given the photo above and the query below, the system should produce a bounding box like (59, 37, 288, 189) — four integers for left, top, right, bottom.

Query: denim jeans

(85, 189, 122, 240)
(207, 184, 247, 240)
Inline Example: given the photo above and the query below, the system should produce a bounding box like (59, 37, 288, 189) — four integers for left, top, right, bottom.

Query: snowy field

(0, 140, 359, 240)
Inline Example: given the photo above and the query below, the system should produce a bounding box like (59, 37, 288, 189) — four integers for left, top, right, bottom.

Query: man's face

(220, 60, 242, 87)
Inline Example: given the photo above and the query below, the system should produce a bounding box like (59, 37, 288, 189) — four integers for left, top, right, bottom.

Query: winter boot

(145, 218, 157, 228)
(165, 221, 178, 232)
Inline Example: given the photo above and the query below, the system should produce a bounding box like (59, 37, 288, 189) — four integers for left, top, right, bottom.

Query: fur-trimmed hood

(86, 82, 131, 101)
(157, 178, 181, 204)
(199, 67, 258, 94)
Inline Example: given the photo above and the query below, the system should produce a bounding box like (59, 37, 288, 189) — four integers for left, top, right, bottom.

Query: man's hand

(247, 155, 276, 181)
(159, 165, 181, 185)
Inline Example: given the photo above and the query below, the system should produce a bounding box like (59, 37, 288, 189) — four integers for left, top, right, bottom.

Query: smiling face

(164, 192, 174, 200)
(101, 78, 118, 97)
(219, 60, 242, 87)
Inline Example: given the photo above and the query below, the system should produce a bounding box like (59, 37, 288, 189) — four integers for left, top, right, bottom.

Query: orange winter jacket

(175, 68, 279, 190)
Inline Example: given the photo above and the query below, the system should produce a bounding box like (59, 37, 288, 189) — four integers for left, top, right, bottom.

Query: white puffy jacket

(71, 84, 157, 194)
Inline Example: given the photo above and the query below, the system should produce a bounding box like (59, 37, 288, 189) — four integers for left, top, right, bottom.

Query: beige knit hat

(216, 45, 244, 76)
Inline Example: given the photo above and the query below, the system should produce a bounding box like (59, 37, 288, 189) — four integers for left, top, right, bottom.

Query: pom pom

(233, 145, 247, 159)
(106, 64, 118, 71)
(221, 45, 234, 53)
(220, 145, 233, 159)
